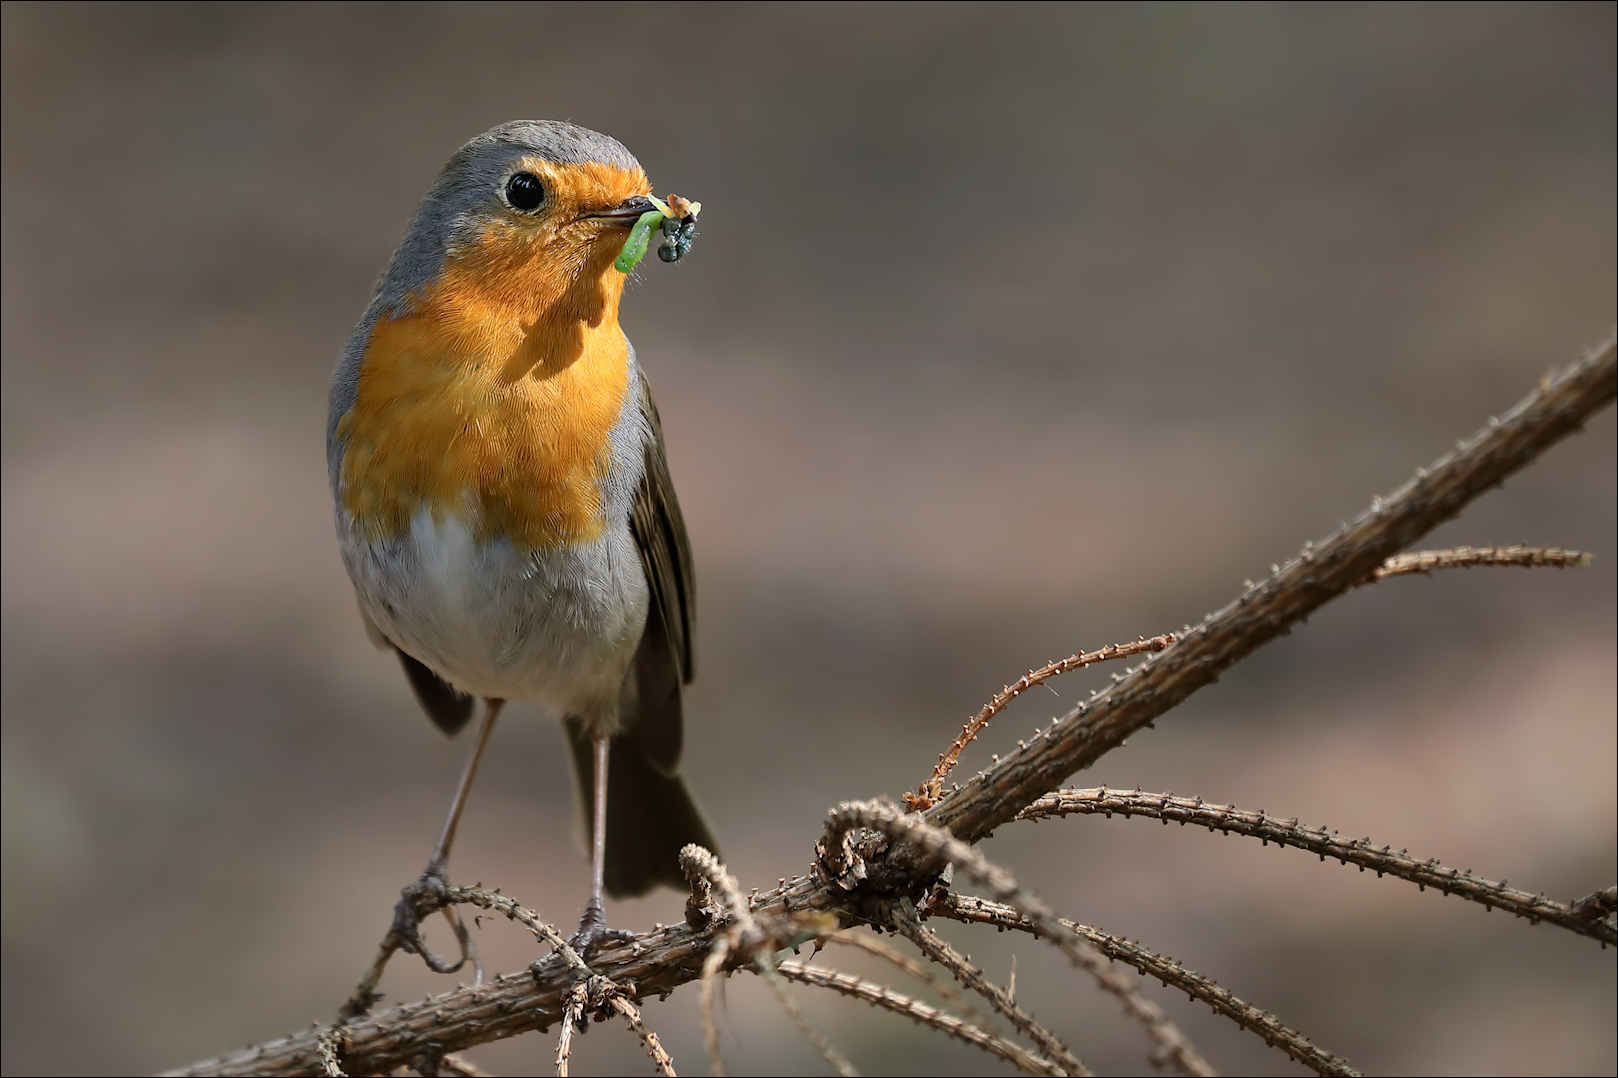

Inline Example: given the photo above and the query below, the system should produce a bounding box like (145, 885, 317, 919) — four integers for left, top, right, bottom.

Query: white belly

(339, 506, 649, 728)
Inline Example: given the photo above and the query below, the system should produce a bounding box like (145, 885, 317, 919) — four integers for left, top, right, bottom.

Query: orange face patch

(337, 161, 650, 552)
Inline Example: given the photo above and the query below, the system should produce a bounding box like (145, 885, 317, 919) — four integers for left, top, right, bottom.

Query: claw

(392, 865, 471, 974)
(568, 896, 636, 957)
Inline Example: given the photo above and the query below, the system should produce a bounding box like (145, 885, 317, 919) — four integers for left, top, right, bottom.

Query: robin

(326, 120, 716, 956)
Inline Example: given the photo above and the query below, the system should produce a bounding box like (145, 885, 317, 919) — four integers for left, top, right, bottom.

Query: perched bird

(327, 120, 715, 954)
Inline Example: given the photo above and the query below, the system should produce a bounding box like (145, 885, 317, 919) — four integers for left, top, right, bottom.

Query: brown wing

(629, 369, 696, 684)
(625, 369, 697, 777)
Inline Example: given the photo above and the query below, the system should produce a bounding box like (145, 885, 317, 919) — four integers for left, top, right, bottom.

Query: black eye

(505, 171, 545, 212)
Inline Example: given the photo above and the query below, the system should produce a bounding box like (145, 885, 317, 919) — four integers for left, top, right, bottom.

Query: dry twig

(822, 801, 1214, 1076)
(338, 932, 401, 1023)
(776, 962, 1067, 1077)
(165, 337, 1615, 1078)
(442, 887, 590, 975)
(313, 1029, 344, 1078)
(439, 1055, 493, 1077)
(680, 845, 857, 1078)
(818, 930, 998, 1035)
(891, 909, 1091, 1076)
(606, 994, 677, 1076)
(696, 932, 730, 1077)
(554, 982, 586, 1078)
(920, 336, 1616, 850)
(909, 635, 1178, 810)
(930, 892, 1360, 1078)
(1059, 938, 1214, 1077)
(905, 544, 1585, 816)
(1016, 788, 1617, 944)
(554, 975, 677, 1078)
(910, 542, 1586, 818)
(1377, 544, 1591, 578)
(1573, 886, 1618, 920)
(393, 889, 671, 1078)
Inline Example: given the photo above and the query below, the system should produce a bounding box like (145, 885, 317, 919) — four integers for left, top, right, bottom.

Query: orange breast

(336, 238, 632, 553)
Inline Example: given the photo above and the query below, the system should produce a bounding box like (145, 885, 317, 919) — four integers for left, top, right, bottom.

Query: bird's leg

(569, 732, 636, 956)
(576, 733, 612, 941)
(393, 697, 503, 975)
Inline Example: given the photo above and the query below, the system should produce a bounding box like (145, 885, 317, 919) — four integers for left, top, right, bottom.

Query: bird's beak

(584, 195, 660, 229)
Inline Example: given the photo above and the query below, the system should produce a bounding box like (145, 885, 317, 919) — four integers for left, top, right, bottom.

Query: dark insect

(657, 215, 698, 263)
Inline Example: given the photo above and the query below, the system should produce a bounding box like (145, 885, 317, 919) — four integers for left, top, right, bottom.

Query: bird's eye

(505, 172, 545, 212)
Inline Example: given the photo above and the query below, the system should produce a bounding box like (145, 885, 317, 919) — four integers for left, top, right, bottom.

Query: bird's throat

(339, 248, 633, 552)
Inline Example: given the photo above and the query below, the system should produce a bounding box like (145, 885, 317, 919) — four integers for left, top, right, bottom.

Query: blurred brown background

(2, 3, 1613, 1075)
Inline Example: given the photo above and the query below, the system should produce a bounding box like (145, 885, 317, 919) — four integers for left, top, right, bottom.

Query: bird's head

(375, 120, 659, 336)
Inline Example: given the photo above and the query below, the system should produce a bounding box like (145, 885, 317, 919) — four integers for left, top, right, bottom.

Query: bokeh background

(3, 4, 1613, 1075)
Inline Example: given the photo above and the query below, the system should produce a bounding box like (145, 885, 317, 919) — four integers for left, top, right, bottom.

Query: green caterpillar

(614, 209, 666, 273)
(614, 195, 679, 273)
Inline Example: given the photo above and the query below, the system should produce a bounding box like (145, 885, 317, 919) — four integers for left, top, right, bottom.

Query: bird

(326, 120, 716, 957)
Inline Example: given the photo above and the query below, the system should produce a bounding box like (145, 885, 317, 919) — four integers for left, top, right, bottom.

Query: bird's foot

(391, 863, 472, 975)
(567, 896, 636, 958)
(337, 864, 479, 1021)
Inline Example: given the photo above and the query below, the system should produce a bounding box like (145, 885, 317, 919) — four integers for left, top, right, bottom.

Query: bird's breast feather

(336, 291, 633, 553)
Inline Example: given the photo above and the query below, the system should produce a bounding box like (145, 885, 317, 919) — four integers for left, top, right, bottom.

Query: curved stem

(1018, 788, 1617, 945)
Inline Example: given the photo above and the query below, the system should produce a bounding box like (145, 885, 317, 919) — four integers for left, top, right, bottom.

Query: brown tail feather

(565, 719, 719, 898)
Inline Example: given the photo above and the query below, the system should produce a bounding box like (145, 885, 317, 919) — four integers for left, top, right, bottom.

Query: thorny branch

(312, 1030, 343, 1078)
(816, 930, 1001, 1035)
(605, 992, 677, 1076)
(909, 544, 1589, 813)
(929, 892, 1361, 1078)
(167, 337, 1615, 1078)
(775, 962, 1069, 1077)
(910, 635, 1179, 810)
(443, 888, 590, 975)
(1376, 544, 1590, 578)
(821, 801, 1215, 1077)
(554, 975, 675, 1078)
(553, 982, 584, 1078)
(337, 931, 400, 1023)
(1017, 788, 1617, 945)
(919, 336, 1616, 850)
(892, 910, 1091, 1077)
(680, 845, 857, 1078)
